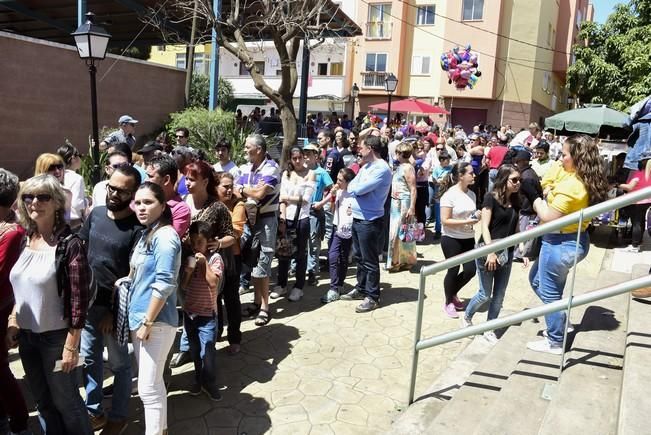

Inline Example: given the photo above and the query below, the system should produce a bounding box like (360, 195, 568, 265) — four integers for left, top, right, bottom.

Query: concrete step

(425, 315, 541, 434)
(537, 270, 630, 435)
(617, 264, 651, 435)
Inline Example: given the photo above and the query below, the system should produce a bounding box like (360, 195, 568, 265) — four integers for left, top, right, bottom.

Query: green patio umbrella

(544, 104, 630, 138)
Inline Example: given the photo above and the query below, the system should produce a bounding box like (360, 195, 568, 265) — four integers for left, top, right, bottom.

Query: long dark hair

(565, 135, 608, 205)
(138, 181, 173, 248)
(438, 162, 473, 198)
(491, 164, 520, 209)
(285, 146, 304, 174)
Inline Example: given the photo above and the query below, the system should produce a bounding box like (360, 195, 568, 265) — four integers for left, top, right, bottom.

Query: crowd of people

(0, 110, 617, 434)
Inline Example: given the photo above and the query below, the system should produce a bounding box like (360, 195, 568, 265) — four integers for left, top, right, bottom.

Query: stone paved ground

(10, 230, 612, 435)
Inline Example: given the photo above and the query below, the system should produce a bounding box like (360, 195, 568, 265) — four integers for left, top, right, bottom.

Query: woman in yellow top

(521, 135, 608, 354)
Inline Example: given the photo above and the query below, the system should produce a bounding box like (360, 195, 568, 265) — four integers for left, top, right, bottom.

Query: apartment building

(351, 0, 593, 131)
(148, 1, 358, 115)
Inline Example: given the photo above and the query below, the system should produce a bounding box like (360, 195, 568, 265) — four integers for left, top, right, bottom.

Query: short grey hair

(0, 168, 20, 208)
(248, 134, 267, 152)
(394, 131, 404, 141)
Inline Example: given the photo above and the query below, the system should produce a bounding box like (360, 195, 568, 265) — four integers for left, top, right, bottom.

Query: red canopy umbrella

(369, 98, 450, 114)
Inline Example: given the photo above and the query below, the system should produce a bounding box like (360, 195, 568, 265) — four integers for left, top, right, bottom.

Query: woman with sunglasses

(129, 182, 181, 435)
(0, 169, 29, 435)
(57, 144, 87, 229)
(461, 165, 523, 344)
(7, 174, 92, 434)
(439, 162, 480, 318)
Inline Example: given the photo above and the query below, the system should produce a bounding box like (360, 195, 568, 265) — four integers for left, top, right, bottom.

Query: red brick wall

(0, 32, 185, 179)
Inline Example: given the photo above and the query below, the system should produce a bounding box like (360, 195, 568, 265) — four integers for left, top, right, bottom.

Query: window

(576, 9, 583, 29)
(193, 53, 204, 74)
(239, 62, 248, 76)
(411, 55, 431, 75)
(317, 63, 328, 76)
(175, 53, 186, 69)
(365, 53, 387, 72)
(367, 3, 392, 38)
(462, 0, 484, 21)
(417, 5, 435, 25)
(547, 23, 552, 46)
(330, 62, 344, 76)
(276, 69, 283, 76)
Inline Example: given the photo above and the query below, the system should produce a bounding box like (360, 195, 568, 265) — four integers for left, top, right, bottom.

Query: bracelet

(142, 317, 154, 327)
(63, 345, 78, 353)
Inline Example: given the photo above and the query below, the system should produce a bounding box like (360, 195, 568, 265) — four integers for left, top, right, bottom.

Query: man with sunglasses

(91, 151, 131, 209)
(100, 115, 138, 151)
(79, 165, 144, 433)
(175, 127, 190, 146)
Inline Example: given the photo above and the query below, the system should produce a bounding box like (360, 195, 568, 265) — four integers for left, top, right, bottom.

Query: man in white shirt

(213, 138, 241, 179)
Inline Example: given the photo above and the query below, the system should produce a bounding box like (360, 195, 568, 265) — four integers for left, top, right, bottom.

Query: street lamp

(72, 12, 111, 185)
(384, 73, 398, 126)
(350, 83, 359, 121)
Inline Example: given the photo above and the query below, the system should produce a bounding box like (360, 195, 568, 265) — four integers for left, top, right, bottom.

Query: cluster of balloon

(440, 45, 482, 90)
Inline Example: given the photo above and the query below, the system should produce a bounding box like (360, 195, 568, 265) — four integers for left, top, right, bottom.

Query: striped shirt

(238, 158, 280, 214)
(183, 253, 224, 317)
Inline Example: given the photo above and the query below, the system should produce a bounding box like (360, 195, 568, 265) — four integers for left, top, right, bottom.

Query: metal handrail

(408, 185, 651, 404)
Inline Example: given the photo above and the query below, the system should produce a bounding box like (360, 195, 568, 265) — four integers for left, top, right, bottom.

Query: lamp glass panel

(74, 34, 90, 58)
(90, 34, 110, 59)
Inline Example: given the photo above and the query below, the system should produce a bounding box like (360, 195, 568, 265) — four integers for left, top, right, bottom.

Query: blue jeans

(308, 209, 326, 274)
(183, 312, 217, 386)
(19, 329, 92, 435)
(329, 232, 353, 290)
(466, 253, 514, 321)
(352, 217, 383, 301)
(81, 305, 131, 421)
(278, 217, 310, 289)
(529, 233, 590, 344)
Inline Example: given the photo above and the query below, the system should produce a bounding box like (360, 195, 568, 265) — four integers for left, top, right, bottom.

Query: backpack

(55, 229, 98, 312)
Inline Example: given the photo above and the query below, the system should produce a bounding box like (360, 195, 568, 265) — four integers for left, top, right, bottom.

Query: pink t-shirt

(486, 146, 509, 169)
(628, 170, 651, 204)
(168, 195, 191, 237)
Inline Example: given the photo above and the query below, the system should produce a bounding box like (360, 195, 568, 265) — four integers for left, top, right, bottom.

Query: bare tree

(145, 0, 355, 162)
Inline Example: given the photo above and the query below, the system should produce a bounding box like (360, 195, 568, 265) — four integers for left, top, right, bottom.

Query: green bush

(189, 74, 234, 110)
(166, 108, 252, 165)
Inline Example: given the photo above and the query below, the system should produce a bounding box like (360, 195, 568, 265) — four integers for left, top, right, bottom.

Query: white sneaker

(460, 315, 473, 328)
(270, 285, 287, 299)
(526, 338, 562, 355)
(542, 325, 574, 339)
(483, 331, 499, 345)
(288, 287, 304, 302)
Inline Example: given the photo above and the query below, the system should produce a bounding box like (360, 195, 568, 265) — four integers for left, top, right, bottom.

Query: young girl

(321, 168, 356, 303)
(181, 221, 224, 401)
(462, 165, 523, 344)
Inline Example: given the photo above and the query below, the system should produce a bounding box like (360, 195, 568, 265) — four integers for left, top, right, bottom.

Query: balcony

(361, 71, 389, 89)
(365, 22, 392, 40)
(224, 75, 345, 98)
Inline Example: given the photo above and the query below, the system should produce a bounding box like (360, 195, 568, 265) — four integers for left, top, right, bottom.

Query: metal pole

(184, 0, 198, 107)
(387, 92, 393, 126)
(88, 62, 100, 185)
(208, 0, 221, 110)
(408, 271, 427, 404)
(559, 210, 584, 375)
(298, 37, 310, 137)
(350, 95, 355, 121)
(77, 0, 87, 27)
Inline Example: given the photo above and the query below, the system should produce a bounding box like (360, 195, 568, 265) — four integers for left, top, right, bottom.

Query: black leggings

(415, 183, 429, 225)
(440, 235, 476, 303)
(630, 203, 649, 247)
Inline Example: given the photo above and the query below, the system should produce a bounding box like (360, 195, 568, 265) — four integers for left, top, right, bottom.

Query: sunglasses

(176, 135, 185, 139)
(108, 162, 131, 169)
(47, 164, 64, 172)
(106, 184, 133, 197)
(22, 193, 52, 204)
(436, 147, 444, 151)
(509, 177, 521, 183)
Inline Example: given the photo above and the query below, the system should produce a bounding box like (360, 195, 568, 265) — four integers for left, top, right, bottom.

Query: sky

(591, 0, 621, 23)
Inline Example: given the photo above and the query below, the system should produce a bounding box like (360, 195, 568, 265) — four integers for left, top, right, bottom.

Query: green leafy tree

(166, 107, 253, 164)
(567, 0, 651, 111)
(189, 74, 235, 110)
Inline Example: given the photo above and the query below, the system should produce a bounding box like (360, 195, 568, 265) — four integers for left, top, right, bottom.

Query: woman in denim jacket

(129, 182, 181, 435)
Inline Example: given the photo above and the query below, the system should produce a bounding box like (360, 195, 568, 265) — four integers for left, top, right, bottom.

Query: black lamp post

(384, 73, 398, 126)
(72, 12, 111, 185)
(350, 82, 359, 121)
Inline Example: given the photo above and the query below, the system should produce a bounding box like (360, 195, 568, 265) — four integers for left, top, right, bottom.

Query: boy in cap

(100, 115, 138, 151)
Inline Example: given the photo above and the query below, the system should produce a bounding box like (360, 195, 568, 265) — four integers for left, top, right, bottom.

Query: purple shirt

(168, 194, 191, 237)
(238, 158, 281, 214)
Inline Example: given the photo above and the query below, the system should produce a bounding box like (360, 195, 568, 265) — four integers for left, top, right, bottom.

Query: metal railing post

(559, 209, 584, 377)
(408, 271, 428, 404)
